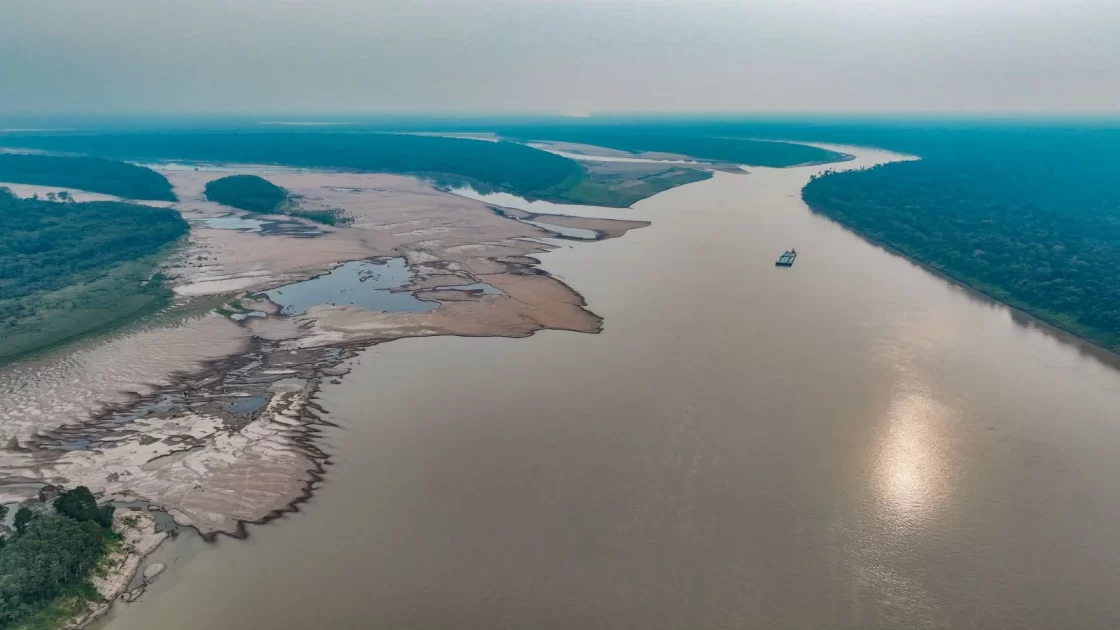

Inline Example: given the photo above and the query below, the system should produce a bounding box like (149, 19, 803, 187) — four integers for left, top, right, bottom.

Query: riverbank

(0, 163, 650, 540)
(800, 138, 1120, 355)
(802, 197, 1120, 366)
(0, 509, 165, 630)
(84, 142, 1120, 630)
(10, 138, 1120, 630)
(62, 511, 167, 629)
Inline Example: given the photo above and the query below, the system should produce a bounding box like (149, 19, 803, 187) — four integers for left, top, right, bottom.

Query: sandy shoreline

(0, 146, 771, 628)
(0, 163, 649, 540)
(61, 511, 167, 629)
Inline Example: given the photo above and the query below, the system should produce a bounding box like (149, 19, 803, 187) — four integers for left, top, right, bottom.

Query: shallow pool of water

(201, 216, 268, 232)
(224, 395, 270, 415)
(264, 259, 436, 315)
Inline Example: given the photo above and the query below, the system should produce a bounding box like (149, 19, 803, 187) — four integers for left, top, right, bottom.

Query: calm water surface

(98, 147, 1120, 629)
(264, 258, 435, 315)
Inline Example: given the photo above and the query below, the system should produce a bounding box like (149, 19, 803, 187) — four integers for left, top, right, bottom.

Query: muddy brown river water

(94, 147, 1120, 629)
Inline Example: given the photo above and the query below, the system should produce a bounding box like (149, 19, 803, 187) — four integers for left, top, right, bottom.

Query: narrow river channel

(95, 146, 1120, 629)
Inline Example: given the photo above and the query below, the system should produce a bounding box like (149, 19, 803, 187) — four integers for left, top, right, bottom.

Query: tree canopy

(0, 188, 188, 361)
(802, 141, 1120, 350)
(0, 153, 175, 201)
(0, 132, 582, 201)
(0, 488, 114, 628)
(204, 174, 287, 213)
(54, 486, 114, 529)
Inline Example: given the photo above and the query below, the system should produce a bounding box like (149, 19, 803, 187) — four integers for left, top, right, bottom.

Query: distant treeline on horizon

(1, 118, 1118, 350)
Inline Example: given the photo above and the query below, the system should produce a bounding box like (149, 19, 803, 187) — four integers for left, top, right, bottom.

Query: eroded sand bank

(0, 165, 645, 537)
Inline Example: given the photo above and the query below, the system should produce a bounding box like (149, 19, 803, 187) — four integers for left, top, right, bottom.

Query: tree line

(0, 153, 175, 201)
(0, 487, 116, 628)
(0, 189, 188, 361)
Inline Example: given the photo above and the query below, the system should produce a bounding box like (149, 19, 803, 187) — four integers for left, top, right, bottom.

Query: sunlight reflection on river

(876, 387, 952, 527)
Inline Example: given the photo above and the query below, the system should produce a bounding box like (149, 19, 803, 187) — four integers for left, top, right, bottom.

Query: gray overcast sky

(2, 0, 1118, 115)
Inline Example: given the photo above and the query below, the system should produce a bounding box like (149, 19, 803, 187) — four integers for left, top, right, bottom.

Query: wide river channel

(96, 147, 1120, 629)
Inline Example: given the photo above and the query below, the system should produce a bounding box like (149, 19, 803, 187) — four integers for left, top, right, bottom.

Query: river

(94, 146, 1120, 629)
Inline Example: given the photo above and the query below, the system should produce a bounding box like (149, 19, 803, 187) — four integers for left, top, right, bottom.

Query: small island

(204, 174, 351, 225)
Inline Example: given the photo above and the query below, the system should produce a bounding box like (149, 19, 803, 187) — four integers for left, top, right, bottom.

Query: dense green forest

(0, 488, 116, 628)
(470, 118, 1120, 350)
(791, 122, 1120, 350)
(803, 160, 1120, 349)
(204, 174, 287, 213)
(0, 154, 175, 201)
(204, 174, 351, 225)
(0, 189, 188, 361)
(0, 133, 587, 203)
(6, 120, 1120, 350)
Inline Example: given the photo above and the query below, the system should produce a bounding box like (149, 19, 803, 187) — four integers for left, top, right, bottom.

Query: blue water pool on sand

(265, 259, 436, 315)
(202, 216, 269, 231)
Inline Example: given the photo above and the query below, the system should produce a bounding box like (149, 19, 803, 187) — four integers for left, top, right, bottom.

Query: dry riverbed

(0, 164, 649, 539)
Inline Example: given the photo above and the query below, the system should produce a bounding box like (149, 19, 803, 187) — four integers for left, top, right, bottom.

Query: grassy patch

(543, 166, 712, 208)
(0, 255, 179, 365)
(288, 208, 353, 226)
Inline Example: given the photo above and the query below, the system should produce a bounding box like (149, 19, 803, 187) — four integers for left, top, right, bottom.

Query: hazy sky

(2, 0, 1118, 115)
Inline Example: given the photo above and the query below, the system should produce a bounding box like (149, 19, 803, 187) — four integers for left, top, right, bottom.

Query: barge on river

(775, 249, 797, 267)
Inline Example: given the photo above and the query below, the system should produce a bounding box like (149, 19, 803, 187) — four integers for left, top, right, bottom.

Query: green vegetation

(204, 174, 286, 213)
(0, 131, 733, 208)
(53, 488, 114, 529)
(0, 488, 116, 629)
(286, 208, 352, 226)
(9, 121, 1119, 354)
(0, 188, 188, 362)
(204, 174, 353, 225)
(459, 118, 1120, 350)
(544, 164, 712, 207)
(0, 154, 175, 201)
(799, 122, 1120, 350)
(506, 119, 1119, 350)
(0, 132, 581, 201)
(12, 510, 32, 537)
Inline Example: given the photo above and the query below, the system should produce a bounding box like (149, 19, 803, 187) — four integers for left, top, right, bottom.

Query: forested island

(0, 132, 594, 204)
(0, 488, 115, 629)
(0, 131, 804, 208)
(0, 154, 175, 201)
(204, 174, 287, 213)
(0, 189, 188, 362)
(204, 174, 350, 225)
